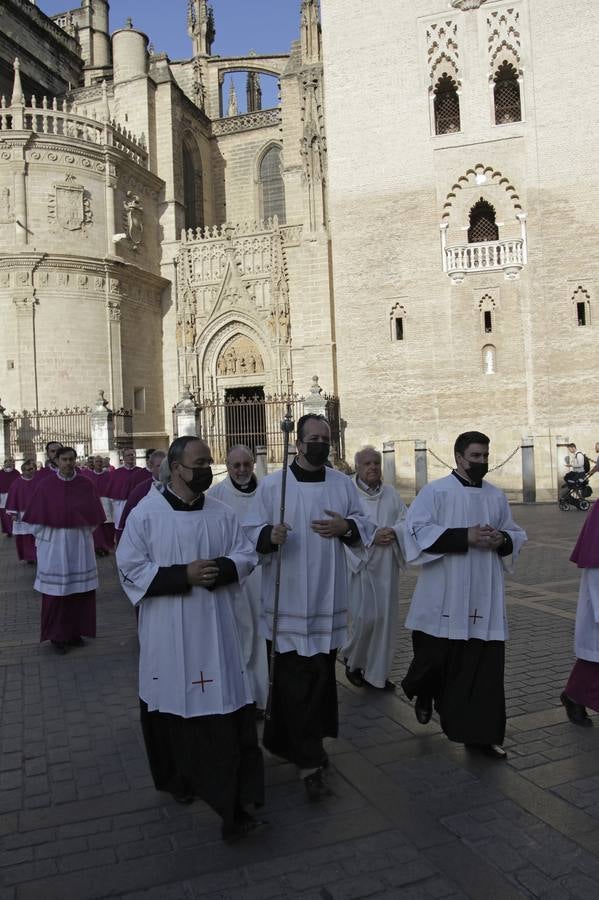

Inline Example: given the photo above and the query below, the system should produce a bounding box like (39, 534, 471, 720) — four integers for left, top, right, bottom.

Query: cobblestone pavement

(2, 503, 599, 899)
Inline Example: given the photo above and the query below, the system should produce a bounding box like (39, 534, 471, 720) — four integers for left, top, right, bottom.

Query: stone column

(521, 435, 536, 504)
(106, 296, 124, 410)
(0, 400, 12, 461)
(556, 435, 570, 501)
(255, 444, 267, 480)
(90, 390, 115, 454)
(173, 386, 200, 437)
(13, 295, 38, 410)
(382, 441, 396, 488)
(415, 440, 428, 494)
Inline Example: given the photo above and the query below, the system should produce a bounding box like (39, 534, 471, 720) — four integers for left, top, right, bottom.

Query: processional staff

(265, 403, 294, 721)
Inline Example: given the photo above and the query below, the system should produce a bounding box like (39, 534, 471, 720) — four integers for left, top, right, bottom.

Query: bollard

(255, 445, 267, 481)
(90, 390, 115, 454)
(415, 440, 428, 494)
(382, 441, 396, 488)
(0, 399, 11, 462)
(556, 435, 570, 501)
(173, 386, 200, 438)
(521, 436, 536, 504)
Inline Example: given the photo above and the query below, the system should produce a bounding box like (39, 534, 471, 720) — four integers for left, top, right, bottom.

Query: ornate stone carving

(107, 300, 121, 322)
(211, 108, 281, 136)
(0, 187, 14, 224)
(300, 69, 326, 184)
(487, 6, 522, 72)
(124, 191, 144, 249)
(216, 335, 264, 376)
(427, 20, 460, 90)
(450, 0, 488, 9)
(13, 295, 36, 314)
(48, 174, 92, 233)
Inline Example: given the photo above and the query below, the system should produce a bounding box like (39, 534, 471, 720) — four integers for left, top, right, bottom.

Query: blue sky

(38, 1, 300, 110)
(38, 1, 300, 59)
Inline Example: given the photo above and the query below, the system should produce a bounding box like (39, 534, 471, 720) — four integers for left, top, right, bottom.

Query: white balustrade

(444, 238, 525, 282)
(0, 94, 148, 168)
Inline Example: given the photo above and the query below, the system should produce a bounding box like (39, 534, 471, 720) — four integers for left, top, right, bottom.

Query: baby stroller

(559, 473, 592, 511)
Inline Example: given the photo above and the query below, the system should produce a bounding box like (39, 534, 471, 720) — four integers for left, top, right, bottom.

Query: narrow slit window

(395, 318, 404, 341)
(134, 387, 146, 413)
(484, 310, 493, 333)
(577, 302, 587, 326)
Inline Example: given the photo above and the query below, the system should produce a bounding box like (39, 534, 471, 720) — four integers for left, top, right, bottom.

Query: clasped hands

(186, 559, 219, 587)
(468, 524, 504, 551)
(270, 509, 349, 545)
(373, 527, 396, 547)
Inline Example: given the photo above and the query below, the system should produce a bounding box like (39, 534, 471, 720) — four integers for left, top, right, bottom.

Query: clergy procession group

(1, 419, 599, 844)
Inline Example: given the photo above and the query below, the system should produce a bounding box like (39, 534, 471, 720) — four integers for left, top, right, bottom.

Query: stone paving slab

(2, 503, 599, 898)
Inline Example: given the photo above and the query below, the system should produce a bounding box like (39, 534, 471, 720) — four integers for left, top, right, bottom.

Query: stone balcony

(443, 237, 526, 284)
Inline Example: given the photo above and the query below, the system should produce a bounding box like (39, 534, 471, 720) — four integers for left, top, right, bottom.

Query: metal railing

(8, 407, 92, 459)
(175, 392, 342, 465)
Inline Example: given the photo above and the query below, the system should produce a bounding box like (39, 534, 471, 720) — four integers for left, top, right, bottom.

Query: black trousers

(263, 645, 338, 769)
(140, 700, 264, 827)
(401, 631, 506, 745)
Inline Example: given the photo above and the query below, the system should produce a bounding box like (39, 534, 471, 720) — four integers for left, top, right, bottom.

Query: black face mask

(181, 466, 213, 494)
(464, 461, 488, 482)
(303, 442, 330, 466)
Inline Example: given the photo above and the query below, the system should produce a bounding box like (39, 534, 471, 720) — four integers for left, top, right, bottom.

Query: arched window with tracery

(493, 61, 521, 124)
(183, 140, 204, 232)
(434, 73, 460, 135)
(259, 145, 286, 223)
(468, 198, 499, 243)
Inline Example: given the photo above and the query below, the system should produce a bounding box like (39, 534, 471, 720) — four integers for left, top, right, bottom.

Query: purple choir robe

(5, 475, 38, 562)
(23, 473, 105, 643)
(0, 467, 19, 536)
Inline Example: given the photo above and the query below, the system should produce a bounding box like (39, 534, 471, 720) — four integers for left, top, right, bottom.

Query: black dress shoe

(51, 641, 67, 655)
(67, 637, 85, 647)
(465, 743, 508, 760)
(414, 696, 432, 724)
(561, 692, 593, 727)
(221, 812, 269, 843)
(303, 768, 334, 801)
(345, 665, 366, 687)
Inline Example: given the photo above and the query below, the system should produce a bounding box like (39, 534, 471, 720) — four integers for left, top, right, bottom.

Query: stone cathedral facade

(0, 0, 331, 454)
(0, 0, 597, 493)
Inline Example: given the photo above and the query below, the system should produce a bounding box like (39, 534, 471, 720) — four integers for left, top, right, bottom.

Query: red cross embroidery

(192, 671, 214, 692)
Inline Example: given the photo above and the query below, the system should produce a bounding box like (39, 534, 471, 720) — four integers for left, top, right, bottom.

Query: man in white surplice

(116, 436, 266, 843)
(209, 444, 268, 711)
(244, 414, 376, 801)
(343, 446, 407, 690)
(400, 431, 527, 760)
